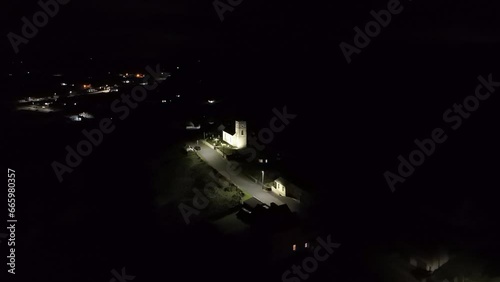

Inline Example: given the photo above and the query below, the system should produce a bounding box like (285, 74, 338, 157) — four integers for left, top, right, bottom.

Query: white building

(409, 248, 450, 273)
(222, 121, 247, 149)
(271, 177, 312, 206)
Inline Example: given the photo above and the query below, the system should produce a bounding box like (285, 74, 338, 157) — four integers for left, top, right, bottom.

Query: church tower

(234, 121, 247, 148)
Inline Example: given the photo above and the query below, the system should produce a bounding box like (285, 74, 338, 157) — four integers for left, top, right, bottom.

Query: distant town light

(292, 245, 297, 251)
(162, 100, 167, 103)
(176, 66, 180, 70)
(61, 83, 67, 86)
(305, 243, 309, 248)
(176, 94, 180, 98)
(74, 103, 77, 105)
(208, 100, 215, 104)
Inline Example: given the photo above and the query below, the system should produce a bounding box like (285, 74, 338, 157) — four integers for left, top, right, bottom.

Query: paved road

(190, 141, 301, 213)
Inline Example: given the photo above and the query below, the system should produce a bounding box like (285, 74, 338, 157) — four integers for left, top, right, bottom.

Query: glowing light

(162, 100, 167, 103)
(292, 245, 297, 251)
(208, 100, 215, 104)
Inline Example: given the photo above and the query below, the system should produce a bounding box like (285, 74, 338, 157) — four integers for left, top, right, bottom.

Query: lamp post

(261, 170, 265, 190)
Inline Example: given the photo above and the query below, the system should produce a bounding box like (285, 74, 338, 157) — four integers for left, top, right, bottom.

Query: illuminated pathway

(190, 141, 302, 214)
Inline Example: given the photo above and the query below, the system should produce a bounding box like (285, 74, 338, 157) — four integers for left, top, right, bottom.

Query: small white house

(410, 249, 449, 272)
(222, 121, 247, 149)
(272, 178, 287, 197)
(271, 177, 312, 206)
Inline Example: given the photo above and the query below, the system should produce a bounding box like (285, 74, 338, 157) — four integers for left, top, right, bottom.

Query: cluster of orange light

(135, 73, 145, 78)
(82, 84, 92, 89)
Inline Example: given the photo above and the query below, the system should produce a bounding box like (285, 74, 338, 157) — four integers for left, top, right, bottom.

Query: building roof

(243, 197, 265, 210)
(274, 177, 301, 191)
(273, 170, 313, 193)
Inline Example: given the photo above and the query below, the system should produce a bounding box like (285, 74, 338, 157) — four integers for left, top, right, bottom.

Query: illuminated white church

(222, 121, 247, 149)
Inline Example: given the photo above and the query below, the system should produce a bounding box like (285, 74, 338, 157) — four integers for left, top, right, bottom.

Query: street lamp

(261, 170, 265, 190)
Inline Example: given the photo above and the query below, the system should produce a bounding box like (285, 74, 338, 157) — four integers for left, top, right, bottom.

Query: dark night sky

(3, 0, 500, 66)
